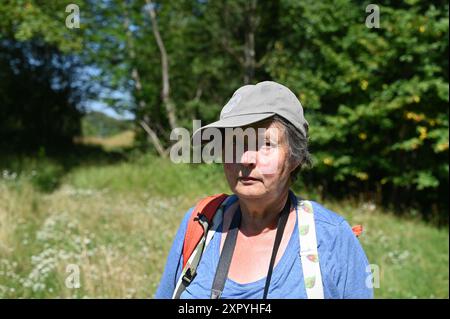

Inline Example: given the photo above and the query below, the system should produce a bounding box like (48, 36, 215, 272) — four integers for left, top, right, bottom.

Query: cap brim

(192, 112, 275, 143)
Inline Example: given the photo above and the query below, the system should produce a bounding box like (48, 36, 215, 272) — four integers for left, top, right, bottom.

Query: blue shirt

(155, 193, 373, 299)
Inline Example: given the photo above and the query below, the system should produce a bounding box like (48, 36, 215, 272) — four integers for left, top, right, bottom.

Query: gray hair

(271, 115, 313, 182)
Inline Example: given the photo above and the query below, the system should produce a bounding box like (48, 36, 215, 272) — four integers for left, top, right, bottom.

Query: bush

(30, 162, 64, 193)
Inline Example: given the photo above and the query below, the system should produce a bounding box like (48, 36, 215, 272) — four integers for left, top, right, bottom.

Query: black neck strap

(211, 195, 291, 299)
(263, 196, 290, 298)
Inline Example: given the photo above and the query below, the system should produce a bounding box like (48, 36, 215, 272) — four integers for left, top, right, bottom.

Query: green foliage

(0, 39, 83, 152)
(0, 0, 85, 52)
(29, 161, 64, 193)
(265, 0, 449, 218)
(0, 0, 87, 152)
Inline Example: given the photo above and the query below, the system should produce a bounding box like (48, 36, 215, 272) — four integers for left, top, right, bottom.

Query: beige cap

(193, 81, 309, 141)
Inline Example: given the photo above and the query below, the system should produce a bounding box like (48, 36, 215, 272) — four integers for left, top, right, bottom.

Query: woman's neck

(238, 189, 290, 236)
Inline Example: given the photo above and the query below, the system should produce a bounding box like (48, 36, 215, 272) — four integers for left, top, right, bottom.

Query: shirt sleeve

(153, 207, 193, 299)
(333, 220, 374, 299)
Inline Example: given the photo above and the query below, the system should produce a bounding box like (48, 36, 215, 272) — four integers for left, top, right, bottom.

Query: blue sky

(87, 100, 135, 120)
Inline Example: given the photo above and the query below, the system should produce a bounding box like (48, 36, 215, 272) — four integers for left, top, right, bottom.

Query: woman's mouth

(238, 176, 261, 184)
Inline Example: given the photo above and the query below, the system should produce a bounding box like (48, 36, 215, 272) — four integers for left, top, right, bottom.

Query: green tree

(0, 1, 88, 151)
(265, 0, 449, 220)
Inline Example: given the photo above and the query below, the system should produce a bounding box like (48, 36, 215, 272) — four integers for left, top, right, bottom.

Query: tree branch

(140, 119, 168, 158)
(145, 0, 178, 130)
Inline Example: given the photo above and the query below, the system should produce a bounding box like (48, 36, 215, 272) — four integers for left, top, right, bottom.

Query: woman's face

(223, 120, 295, 200)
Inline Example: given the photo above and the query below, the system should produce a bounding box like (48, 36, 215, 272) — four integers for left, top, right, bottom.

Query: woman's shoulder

(178, 206, 195, 235)
(180, 193, 238, 228)
(305, 200, 346, 227)
(301, 199, 356, 241)
(182, 193, 238, 216)
(304, 200, 362, 250)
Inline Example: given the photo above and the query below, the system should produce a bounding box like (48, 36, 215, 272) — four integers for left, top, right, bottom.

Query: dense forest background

(0, 0, 448, 222)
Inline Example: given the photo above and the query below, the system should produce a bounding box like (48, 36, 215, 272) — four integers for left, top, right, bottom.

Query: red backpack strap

(182, 193, 228, 268)
(352, 224, 363, 237)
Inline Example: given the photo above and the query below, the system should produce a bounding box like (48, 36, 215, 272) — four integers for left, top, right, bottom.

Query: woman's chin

(233, 183, 267, 199)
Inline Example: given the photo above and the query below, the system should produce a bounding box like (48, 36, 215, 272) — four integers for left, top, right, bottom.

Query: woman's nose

(240, 149, 257, 166)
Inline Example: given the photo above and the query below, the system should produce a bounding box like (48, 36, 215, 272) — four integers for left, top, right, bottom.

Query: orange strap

(352, 224, 363, 237)
(182, 193, 229, 268)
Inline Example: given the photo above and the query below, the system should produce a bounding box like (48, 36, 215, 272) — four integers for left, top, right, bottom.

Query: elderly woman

(155, 81, 373, 299)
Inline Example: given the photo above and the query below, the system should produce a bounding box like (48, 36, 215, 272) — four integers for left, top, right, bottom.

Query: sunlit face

(222, 120, 295, 200)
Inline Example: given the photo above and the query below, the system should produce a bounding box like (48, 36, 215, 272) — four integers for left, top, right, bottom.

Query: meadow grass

(0, 154, 448, 298)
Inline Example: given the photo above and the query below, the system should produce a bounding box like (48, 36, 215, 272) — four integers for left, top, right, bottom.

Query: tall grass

(0, 155, 448, 298)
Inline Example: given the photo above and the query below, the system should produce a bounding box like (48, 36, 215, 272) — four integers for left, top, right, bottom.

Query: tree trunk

(243, 0, 258, 84)
(145, 0, 178, 130)
(123, 4, 167, 157)
(220, 1, 259, 84)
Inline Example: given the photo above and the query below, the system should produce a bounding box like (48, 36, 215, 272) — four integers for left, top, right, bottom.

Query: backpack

(172, 193, 363, 299)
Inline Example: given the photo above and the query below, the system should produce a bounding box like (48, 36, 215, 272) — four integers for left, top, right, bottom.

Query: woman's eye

(260, 141, 274, 151)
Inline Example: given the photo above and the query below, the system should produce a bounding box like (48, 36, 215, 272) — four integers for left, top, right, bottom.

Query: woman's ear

(289, 157, 301, 174)
(288, 158, 301, 182)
